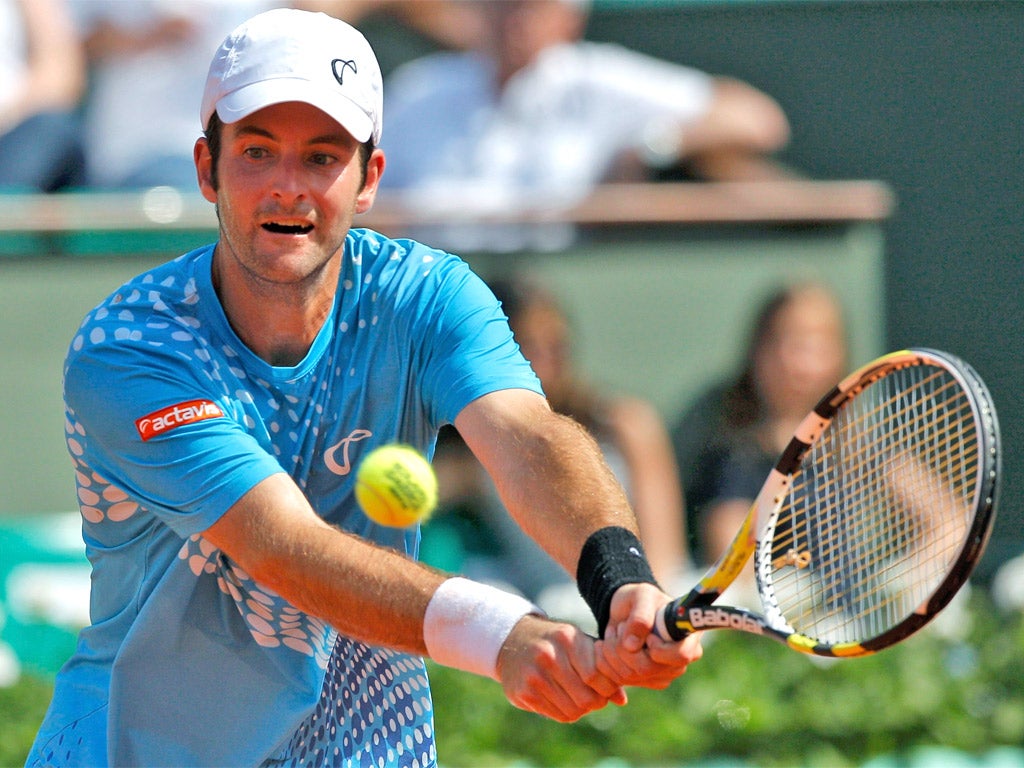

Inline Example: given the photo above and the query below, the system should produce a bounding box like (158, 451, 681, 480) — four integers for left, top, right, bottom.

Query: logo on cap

(332, 58, 358, 86)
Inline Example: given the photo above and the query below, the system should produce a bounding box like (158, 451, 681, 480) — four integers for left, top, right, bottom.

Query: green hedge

(429, 590, 1024, 766)
(0, 675, 52, 767)
(3, 590, 1022, 767)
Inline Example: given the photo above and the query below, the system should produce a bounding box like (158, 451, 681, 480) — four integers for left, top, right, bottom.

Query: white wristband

(423, 577, 544, 680)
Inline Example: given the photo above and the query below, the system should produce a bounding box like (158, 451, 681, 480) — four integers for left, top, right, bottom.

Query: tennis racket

(656, 347, 1000, 657)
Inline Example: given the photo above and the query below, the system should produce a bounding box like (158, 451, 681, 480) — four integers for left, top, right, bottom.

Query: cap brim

(214, 78, 374, 143)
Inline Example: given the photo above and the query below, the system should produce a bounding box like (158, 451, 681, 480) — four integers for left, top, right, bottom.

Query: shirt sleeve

(64, 333, 285, 539)
(386, 241, 543, 427)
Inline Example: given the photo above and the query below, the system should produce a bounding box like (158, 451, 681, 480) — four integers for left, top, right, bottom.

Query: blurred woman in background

(671, 282, 848, 580)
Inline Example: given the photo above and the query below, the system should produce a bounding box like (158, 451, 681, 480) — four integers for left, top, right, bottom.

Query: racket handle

(656, 597, 689, 642)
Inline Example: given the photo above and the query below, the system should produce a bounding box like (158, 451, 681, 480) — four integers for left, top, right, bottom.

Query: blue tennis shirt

(28, 229, 540, 767)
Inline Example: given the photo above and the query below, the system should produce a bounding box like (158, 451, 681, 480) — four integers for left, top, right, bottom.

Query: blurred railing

(0, 180, 894, 237)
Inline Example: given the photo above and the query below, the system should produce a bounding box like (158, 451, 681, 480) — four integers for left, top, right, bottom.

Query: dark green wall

(357, 0, 1022, 578)
(583, 0, 1023, 580)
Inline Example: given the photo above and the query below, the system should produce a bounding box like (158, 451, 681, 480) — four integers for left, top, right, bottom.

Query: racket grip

(656, 597, 689, 642)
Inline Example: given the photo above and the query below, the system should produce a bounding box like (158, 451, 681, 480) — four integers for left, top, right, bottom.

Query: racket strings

(797, 390, 973, 634)
(764, 364, 979, 644)
(801, 382, 975, 633)
(772, 379, 977, 570)
(773, 397, 978, 575)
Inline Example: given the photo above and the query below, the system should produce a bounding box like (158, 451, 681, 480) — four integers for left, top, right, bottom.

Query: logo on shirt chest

(135, 399, 225, 441)
(323, 428, 373, 475)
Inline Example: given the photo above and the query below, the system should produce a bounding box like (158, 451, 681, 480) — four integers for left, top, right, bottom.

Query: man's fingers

(646, 630, 705, 666)
(609, 583, 664, 652)
(596, 628, 705, 689)
(500, 618, 626, 721)
(561, 626, 629, 711)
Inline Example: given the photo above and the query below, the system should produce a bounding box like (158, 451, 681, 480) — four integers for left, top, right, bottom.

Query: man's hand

(596, 583, 704, 689)
(496, 614, 628, 722)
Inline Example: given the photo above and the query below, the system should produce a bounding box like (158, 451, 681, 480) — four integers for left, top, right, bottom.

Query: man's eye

(244, 147, 269, 159)
(310, 153, 336, 166)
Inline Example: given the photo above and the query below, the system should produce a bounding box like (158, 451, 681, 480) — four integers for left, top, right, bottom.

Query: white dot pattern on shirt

(178, 535, 334, 667)
(272, 637, 436, 768)
(63, 250, 442, 763)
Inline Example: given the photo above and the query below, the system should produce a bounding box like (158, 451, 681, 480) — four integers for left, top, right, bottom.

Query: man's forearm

(204, 472, 443, 655)
(485, 408, 641, 575)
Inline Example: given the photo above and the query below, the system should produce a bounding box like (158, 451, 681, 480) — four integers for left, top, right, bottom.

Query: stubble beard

(213, 202, 346, 304)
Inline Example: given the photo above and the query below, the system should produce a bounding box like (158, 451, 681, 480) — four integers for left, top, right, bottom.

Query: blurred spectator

(0, 0, 87, 192)
(670, 282, 848, 577)
(71, 0, 276, 189)
(303, 0, 486, 52)
(424, 275, 692, 619)
(379, 0, 792, 251)
(68, 0, 476, 191)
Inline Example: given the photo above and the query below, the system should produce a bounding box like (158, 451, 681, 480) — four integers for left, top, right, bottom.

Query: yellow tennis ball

(355, 444, 438, 528)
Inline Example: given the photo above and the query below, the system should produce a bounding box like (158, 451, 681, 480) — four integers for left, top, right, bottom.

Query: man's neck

(211, 248, 339, 367)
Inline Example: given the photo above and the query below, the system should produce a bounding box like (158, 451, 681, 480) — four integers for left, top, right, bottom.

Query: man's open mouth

(262, 221, 314, 235)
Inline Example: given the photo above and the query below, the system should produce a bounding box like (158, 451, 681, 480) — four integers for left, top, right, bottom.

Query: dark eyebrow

(234, 125, 274, 140)
(233, 124, 350, 147)
(308, 133, 351, 147)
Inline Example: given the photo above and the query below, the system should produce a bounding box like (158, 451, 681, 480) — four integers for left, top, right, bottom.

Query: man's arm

(202, 470, 625, 721)
(676, 76, 794, 182)
(205, 472, 441, 653)
(454, 388, 639, 574)
(454, 388, 703, 679)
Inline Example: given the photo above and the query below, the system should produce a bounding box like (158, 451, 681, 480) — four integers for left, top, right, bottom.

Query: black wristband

(576, 526, 658, 637)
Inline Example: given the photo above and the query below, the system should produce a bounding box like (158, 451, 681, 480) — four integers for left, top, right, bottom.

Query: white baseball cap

(200, 8, 383, 144)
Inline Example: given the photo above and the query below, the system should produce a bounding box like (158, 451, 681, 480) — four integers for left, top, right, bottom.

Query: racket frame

(658, 348, 1000, 657)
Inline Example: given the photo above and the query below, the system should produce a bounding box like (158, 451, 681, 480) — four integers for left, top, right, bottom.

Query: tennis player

(27, 8, 702, 767)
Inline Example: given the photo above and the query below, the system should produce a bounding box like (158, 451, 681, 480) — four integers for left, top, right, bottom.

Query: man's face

(196, 101, 381, 289)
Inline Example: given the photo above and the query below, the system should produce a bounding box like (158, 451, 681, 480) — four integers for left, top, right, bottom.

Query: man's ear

(355, 149, 386, 214)
(195, 138, 217, 203)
